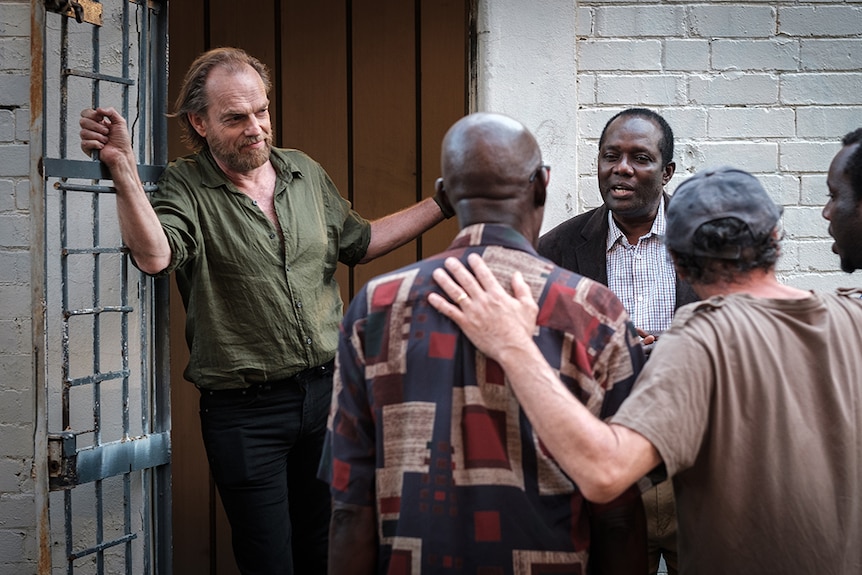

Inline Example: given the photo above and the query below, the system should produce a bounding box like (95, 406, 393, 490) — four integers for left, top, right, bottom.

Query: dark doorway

(167, 2, 471, 572)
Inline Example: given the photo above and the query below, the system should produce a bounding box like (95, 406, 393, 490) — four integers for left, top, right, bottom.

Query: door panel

(420, 0, 470, 258)
(352, 0, 419, 289)
(164, 2, 214, 574)
(278, 0, 351, 301)
(209, 0, 278, 132)
(168, 2, 468, 572)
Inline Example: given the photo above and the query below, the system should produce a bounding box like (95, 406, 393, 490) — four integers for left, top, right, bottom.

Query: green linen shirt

(151, 147, 371, 390)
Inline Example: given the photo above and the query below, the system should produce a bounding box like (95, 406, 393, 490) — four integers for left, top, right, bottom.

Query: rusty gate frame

(30, 0, 172, 573)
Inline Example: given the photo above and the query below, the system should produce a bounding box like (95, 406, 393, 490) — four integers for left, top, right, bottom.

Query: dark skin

(599, 115, 675, 246)
(328, 113, 646, 575)
(823, 142, 862, 273)
(328, 505, 376, 575)
(438, 113, 547, 241)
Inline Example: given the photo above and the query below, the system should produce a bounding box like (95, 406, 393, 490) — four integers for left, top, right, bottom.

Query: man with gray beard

(79, 47, 451, 575)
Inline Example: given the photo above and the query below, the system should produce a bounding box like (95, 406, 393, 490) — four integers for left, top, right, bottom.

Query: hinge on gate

(44, 0, 103, 26)
(47, 431, 78, 491)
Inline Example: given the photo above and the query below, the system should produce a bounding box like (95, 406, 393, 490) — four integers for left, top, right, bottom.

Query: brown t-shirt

(612, 290, 862, 575)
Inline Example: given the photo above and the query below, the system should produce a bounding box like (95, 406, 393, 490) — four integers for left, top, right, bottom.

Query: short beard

(211, 132, 273, 173)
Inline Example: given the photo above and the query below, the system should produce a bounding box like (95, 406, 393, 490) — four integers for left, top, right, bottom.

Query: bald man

(319, 113, 647, 574)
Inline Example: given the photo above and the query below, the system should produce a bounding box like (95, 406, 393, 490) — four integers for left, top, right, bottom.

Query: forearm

(109, 151, 171, 274)
(80, 106, 171, 274)
(496, 341, 655, 502)
(361, 197, 444, 263)
(328, 503, 377, 575)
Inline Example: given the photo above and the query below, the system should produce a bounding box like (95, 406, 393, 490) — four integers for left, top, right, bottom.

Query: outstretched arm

(360, 197, 448, 263)
(80, 107, 171, 274)
(427, 253, 660, 503)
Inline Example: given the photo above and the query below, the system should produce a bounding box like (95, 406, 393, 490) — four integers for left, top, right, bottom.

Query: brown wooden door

(167, 2, 469, 573)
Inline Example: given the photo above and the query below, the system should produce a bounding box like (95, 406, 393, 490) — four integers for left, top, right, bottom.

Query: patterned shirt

(606, 197, 676, 334)
(152, 147, 371, 389)
(321, 224, 644, 574)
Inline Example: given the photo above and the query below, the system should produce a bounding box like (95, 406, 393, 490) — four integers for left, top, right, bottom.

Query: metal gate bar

(37, 1, 170, 573)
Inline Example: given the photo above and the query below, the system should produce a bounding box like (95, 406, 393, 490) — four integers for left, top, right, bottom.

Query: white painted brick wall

(801, 173, 829, 206)
(664, 39, 710, 71)
(690, 74, 780, 105)
(0, 110, 14, 141)
(0, 2, 28, 36)
(801, 39, 862, 71)
(0, 36, 30, 71)
(758, 174, 801, 206)
(0, 74, 28, 105)
(688, 5, 777, 37)
(797, 107, 862, 138)
(779, 6, 862, 37)
(594, 6, 686, 37)
(0, 0, 35, 572)
(3, 2, 860, 571)
(708, 108, 796, 139)
(595, 74, 685, 104)
(782, 73, 862, 105)
(780, 141, 840, 172)
(712, 39, 799, 71)
(579, 40, 663, 71)
(560, 0, 862, 291)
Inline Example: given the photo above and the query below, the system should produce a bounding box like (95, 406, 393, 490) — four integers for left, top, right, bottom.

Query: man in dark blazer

(538, 191, 697, 315)
(538, 108, 697, 575)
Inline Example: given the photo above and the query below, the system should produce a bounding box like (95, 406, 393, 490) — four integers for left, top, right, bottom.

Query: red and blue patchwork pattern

(321, 224, 643, 574)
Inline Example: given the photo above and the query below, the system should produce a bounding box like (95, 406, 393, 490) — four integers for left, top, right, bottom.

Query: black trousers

(199, 361, 334, 575)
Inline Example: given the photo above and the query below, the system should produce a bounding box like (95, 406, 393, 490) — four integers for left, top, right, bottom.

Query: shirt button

(252, 200, 258, 206)
(296, 301, 303, 308)
(306, 338, 313, 345)
(269, 233, 275, 239)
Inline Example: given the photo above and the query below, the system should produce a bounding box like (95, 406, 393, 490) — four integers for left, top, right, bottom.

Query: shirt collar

(197, 147, 303, 189)
(449, 223, 539, 256)
(606, 195, 666, 251)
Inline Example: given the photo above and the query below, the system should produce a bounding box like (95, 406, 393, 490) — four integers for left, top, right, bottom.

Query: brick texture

(0, 0, 34, 572)
(568, 0, 862, 290)
(3, 2, 862, 573)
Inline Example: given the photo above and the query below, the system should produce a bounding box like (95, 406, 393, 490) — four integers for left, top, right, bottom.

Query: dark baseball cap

(665, 166, 783, 259)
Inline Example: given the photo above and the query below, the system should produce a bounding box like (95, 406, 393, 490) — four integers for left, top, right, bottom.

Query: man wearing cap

(428, 166, 862, 575)
(824, 128, 862, 274)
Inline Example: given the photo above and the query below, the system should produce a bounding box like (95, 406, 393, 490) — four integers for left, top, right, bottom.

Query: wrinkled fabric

(151, 147, 371, 389)
(323, 224, 646, 574)
(614, 291, 862, 575)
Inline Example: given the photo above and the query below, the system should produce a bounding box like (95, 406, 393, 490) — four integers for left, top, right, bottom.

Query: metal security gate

(32, 1, 171, 573)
